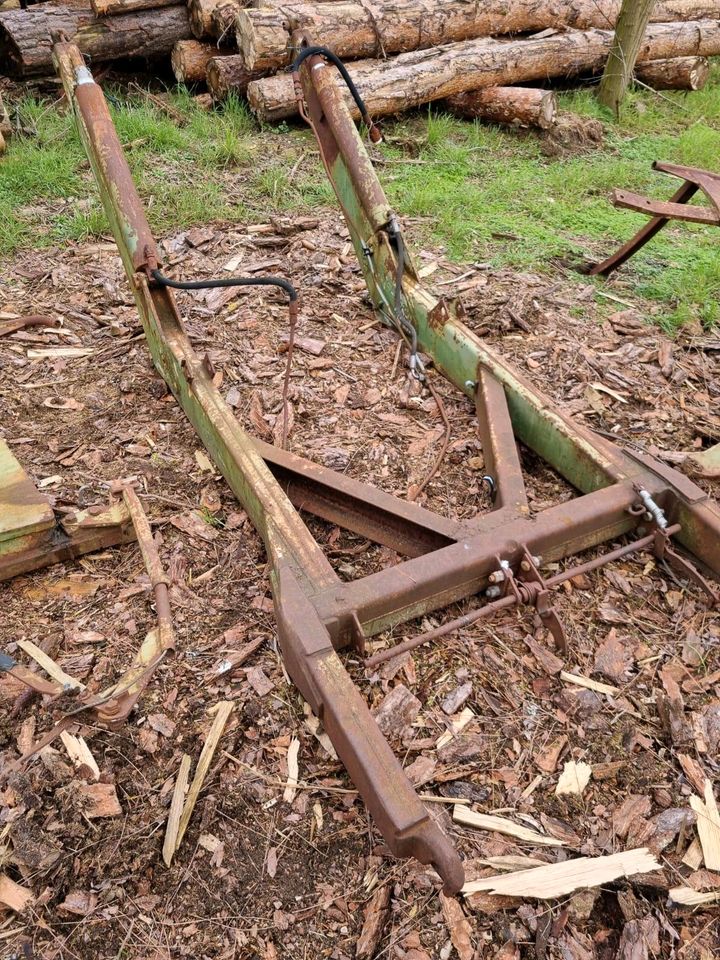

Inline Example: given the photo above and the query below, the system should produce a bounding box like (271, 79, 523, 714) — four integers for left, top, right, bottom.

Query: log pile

(0, 0, 718, 134)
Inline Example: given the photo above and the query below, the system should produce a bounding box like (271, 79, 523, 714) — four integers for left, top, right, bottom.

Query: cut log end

(189, 0, 240, 40)
(172, 38, 221, 83)
(206, 54, 259, 99)
(446, 87, 558, 130)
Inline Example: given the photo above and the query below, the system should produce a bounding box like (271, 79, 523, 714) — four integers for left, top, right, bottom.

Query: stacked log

(0, 0, 716, 139)
(206, 52, 265, 96)
(635, 55, 711, 90)
(445, 88, 558, 130)
(234, 0, 720, 72)
(245, 20, 720, 122)
(0, 2, 190, 76)
(91, 0, 181, 15)
(188, 0, 241, 40)
(172, 38, 227, 82)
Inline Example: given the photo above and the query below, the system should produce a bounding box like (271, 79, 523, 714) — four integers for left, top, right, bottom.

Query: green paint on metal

(329, 151, 631, 495)
(0, 439, 54, 547)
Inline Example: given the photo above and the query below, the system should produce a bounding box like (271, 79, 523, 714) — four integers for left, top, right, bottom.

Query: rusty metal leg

(273, 562, 465, 893)
(474, 366, 528, 518)
(588, 180, 699, 277)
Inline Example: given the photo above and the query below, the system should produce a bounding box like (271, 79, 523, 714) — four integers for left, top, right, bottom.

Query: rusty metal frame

(53, 43, 720, 893)
(589, 161, 720, 277)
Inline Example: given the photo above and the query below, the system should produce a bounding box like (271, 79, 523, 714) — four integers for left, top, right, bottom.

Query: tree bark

(172, 39, 229, 82)
(445, 87, 558, 130)
(0, 3, 191, 76)
(206, 54, 267, 97)
(246, 19, 720, 119)
(599, 0, 658, 114)
(236, 0, 720, 72)
(635, 55, 710, 89)
(91, 0, 180, 16)
(189, 0, 244, 38)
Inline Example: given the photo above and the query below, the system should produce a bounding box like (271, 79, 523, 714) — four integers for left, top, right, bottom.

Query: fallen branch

(0, 315, 58, 338)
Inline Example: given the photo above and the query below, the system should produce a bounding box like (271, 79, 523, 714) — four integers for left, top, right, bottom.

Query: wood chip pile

(0, 0, 719, 131)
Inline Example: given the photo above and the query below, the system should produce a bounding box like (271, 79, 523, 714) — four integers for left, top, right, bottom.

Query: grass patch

(2, 70, 720, 329)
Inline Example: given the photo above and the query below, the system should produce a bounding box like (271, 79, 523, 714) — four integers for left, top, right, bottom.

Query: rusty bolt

(486, 586, 501, 599)
(488, 569, 505, 584)
(520, 560, 531, 572)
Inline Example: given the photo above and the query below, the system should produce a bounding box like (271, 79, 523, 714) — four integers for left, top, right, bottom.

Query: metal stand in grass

(590, 159, 720, 478)
(53, 38, 720, 894)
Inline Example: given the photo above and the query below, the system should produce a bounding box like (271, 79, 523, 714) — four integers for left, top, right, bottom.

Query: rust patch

(427, 298, 450, 332)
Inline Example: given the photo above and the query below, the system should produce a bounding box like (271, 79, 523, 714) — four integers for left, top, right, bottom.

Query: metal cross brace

(53, 42, 720, 893)
(590, 161, 720, 277)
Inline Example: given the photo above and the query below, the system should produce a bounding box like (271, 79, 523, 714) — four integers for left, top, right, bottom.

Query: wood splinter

(173, 702, 235, 855)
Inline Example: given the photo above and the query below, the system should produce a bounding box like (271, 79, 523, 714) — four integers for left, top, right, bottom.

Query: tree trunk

(246, 19, 720, 119)
(236, 0, 720, 72)
(0, 91, 10, 138)
(189, 0, 244, 38)
(91, 0, 180, 16)
(635, 55, 710, 89)
(445, 87, 557, 130)
(599, 0, 658, 114)
(206, 54, 266, 97)
(0, 3, 191, 76)
(172, 38, 229, 82)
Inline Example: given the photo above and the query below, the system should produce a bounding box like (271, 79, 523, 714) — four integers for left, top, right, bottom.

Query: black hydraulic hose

(150, 268, 298, 304)
(150, 268, 299, 449)
(290, 45, 382, 142)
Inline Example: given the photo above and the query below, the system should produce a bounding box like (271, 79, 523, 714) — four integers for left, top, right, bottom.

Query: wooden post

(598, 0, 658, 115)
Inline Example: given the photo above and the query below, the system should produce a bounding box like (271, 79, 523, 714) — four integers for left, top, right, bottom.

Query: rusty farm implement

(16, 40, 717, 893)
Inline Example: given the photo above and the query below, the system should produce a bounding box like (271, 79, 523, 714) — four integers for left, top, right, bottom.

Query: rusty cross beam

(53, 42, 720, 893)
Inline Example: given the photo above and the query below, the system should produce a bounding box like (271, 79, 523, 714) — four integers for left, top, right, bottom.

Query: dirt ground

(1, 211, 719, 959)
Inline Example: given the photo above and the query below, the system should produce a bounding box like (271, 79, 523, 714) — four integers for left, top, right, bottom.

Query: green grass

(2, 70, 720, 330)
